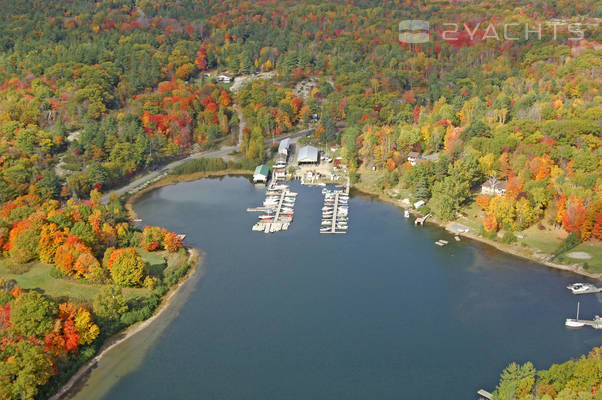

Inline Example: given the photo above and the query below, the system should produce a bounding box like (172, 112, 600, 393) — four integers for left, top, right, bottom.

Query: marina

(94, 176, 602, 400)
(249, 182, 296, 234)
(320, 187, 350, 234)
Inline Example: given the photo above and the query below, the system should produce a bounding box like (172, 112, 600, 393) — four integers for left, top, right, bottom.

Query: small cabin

(481, 178, 507, 196)
(253, 165, 270, 183)
(217, 73, 234, 82)
(407, 151, 422, 166)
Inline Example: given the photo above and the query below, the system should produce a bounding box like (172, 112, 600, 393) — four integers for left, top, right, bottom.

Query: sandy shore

(49, 248, 203, 400)
(353, 183, 602, 282)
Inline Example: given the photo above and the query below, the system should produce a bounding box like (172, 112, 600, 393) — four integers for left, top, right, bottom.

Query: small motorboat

(567, 283, 600, 294)
(322, 207, 333, 211)
(320, 227, 331, 232)
(259, 215, 274, 220)
(566, 302, 585, 328)
(404, 209, 410, 218)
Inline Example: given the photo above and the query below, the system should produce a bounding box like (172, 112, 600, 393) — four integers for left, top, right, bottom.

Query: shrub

(501, 231, 517, 244)
(553, 232, 579, 258)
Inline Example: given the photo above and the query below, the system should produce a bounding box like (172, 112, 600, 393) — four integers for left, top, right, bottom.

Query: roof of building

(482, 178, 507, 190)
(254, 165, 269, 177)
(278, 138, 291, 153)
(408, 151, 421, 158)
(297, 145, 319, 163)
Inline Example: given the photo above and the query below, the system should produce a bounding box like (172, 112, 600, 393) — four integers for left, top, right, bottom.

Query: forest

(0, 0, 599, 398)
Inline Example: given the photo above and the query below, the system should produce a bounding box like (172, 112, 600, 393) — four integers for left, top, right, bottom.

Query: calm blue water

(93, 177, 600, 399)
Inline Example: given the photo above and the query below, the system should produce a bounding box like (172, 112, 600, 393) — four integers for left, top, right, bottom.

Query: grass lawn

(136, 248, 167, 277)
(517, 225, 563, 254)
(456, 201, 485, 232)
(357, 167, 386, 193)
(557, 243, 602, 273)
(0, 261, 148, 303)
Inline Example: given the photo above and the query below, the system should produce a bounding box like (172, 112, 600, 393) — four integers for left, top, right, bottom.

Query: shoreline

(49, 247, 204, 400)
(352, 182, 602, 282)
(124, 169, 252, 219)
(52, 170, 598, 399)
(128, 169, 600, 281)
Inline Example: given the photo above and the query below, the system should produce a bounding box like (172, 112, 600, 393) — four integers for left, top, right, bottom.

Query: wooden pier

(415, 213, 431, 226)
(273, 190, 286, 222)
(321, 189, 349, 234)
(250, 184, 295, 234)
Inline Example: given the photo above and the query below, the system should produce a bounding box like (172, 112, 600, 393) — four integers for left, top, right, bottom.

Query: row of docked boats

(251, 184, 297, 233)
(320, 189, 349, 233)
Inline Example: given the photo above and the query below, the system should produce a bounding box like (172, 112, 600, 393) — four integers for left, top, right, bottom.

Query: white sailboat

(565, 301, 585, 328)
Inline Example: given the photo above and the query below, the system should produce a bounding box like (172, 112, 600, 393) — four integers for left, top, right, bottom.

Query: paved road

(101, 127, 316, 203)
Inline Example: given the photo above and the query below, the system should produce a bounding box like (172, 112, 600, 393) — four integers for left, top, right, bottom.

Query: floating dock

(321, 188, 349, 234)
(250, 182, 296, 234)
(567, 316, 602, 330)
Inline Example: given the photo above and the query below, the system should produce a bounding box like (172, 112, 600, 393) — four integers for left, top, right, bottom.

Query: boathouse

(253, 165, 270, 183)
(297, 145, 319, 164)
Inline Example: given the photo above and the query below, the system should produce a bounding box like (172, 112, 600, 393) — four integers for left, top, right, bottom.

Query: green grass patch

(517, 225, 563, 254)
(0, 261, 148, 302)
(560, 243, 602, 273)
(136, 248, 167, 277)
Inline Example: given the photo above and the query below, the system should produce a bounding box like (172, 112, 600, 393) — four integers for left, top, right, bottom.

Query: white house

(481, 178, 507, 196)
(407, 151, 422, 166)
(217, 73, 234, 82)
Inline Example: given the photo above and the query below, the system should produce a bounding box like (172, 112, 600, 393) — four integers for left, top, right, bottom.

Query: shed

(413, 200, 426, 209)
(253, 165, 270, 183)
(297, 145, 319, 164)
(278, 138, 291, 157)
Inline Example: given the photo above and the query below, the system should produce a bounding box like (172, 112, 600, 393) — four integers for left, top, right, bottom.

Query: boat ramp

(249, 183, 296, 234)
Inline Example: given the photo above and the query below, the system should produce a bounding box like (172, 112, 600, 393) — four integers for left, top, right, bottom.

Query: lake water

(72, 176, 601, 400)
